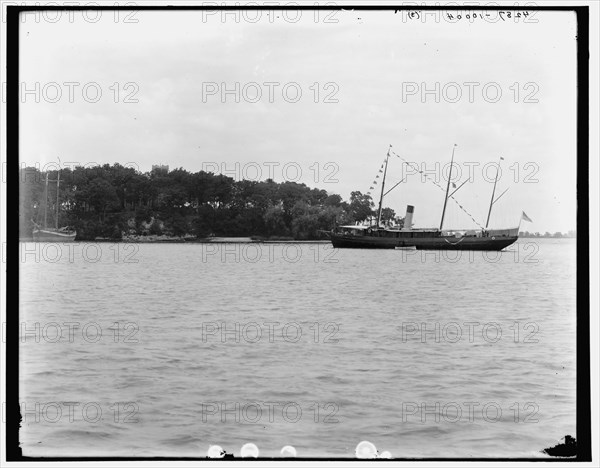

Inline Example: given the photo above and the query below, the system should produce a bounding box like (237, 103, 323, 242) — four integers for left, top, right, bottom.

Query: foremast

(376, 145, 391, 227)
(439, 144, 457, 230)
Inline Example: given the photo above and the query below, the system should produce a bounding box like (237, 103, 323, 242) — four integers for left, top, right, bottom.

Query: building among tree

(152, 164, 169, 173)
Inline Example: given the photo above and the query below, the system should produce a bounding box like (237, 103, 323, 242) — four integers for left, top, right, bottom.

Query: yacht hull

(330, 233, 518, 251)
(32, 229, 77, 242)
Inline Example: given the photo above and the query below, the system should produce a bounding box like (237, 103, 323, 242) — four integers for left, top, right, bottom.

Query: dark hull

(330, 233, 518, 251)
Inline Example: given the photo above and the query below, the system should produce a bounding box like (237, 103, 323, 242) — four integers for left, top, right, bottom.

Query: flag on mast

(521, 211, 533, 222)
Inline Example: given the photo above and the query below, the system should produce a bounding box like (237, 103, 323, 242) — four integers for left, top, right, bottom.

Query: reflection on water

(19, 239, 576, 458)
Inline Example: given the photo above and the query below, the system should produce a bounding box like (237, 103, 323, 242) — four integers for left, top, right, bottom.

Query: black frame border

(5, 4, 591, 462)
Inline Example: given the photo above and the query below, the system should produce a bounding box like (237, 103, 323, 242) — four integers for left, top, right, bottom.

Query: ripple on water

(19, 240, 577, 458)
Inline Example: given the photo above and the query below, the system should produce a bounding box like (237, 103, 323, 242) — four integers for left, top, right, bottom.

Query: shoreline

(18, 236, 331, 244)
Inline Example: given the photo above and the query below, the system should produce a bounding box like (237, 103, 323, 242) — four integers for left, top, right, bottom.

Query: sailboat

(32, 172, 77, 242)
(330, 145, 520, 251)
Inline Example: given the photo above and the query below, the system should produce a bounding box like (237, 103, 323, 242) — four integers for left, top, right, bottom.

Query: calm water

(19, 239, 577, 458)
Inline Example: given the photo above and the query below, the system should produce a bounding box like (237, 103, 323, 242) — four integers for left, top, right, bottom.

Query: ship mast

(485, 157, 508, 229)
(55, 171, 60, 230)
(43, 172, 49, 229)
(439, 144, 457, 230)
(376, 145, 391, 227)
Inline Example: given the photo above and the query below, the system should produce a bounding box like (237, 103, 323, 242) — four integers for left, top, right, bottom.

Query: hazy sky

(19, 8, 578, 232)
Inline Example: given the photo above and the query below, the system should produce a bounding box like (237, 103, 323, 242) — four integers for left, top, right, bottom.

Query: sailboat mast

(377, 146, 391, 227)
(439, 144, 456, 230)
(485, 157, 501, 229)
(55, 171, 60, 230)
(43, 172, 49, 229)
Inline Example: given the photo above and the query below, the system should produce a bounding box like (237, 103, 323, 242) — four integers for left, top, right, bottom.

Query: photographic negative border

(4, 3, 591, 462)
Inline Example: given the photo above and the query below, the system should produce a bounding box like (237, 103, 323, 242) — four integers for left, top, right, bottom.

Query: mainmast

(439, 144, 457, 230)
(485, 157, 508, 229)
(376, 145, 391, 227)
(55, 171, 60, 230)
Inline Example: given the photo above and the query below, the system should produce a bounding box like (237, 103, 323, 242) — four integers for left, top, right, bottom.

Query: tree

(264, 204, 288, 236)
(19, 163, 385, 240)
(19, 166, 44, 236)
(348, 191, 374, 223)
(380, 207, 396, 224)
(324, 194, 343, 207)
(78, 178, 120, 222)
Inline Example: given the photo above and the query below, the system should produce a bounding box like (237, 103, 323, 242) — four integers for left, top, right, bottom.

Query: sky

(18, 8, 578, 233)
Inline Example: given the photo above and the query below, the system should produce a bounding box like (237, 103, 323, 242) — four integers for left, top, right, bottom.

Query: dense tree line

(518, 231, 576, 238)
(19, 164, 400, 240)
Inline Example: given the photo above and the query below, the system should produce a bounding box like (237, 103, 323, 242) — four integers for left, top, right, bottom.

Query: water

(19, 239, 577, 458)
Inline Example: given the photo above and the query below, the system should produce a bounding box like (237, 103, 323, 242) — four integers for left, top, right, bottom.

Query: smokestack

(403, 205, 414, 230)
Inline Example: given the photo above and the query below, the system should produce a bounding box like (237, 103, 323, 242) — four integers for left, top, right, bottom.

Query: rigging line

(366, 157, 388, 195)
(447, 195, 484, 229)
(383, 177, 406, 197)
(390, 149, 447, 193)
(390, 149, 484, 229)
(448, 179, 469, 198)
(492, 187, 509, 206)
